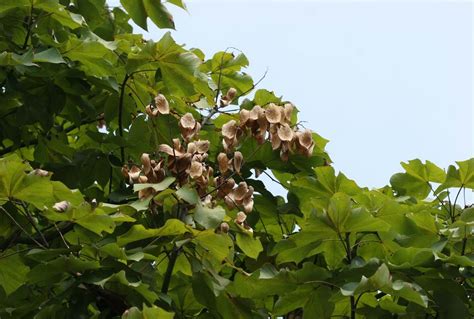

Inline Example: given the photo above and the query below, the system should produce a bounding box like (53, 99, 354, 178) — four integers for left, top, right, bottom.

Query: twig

(0, 207, 46, 249)
(262, 170, 286, 188)
(22, 4, 34, 50)
(234, 68, 268, 101)
(54, 223, 69, 249)
(17, 202, 48, 247)
(427, 182, 451, 217)
(118, 74, 130, 162)
(452, 185, 464, 221)
(161, 246, 180, 294)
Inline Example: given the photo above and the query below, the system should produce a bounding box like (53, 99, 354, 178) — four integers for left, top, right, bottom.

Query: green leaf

(457, 158, 474, 188)
(327, 192, 352, 231)
(303, 286, 334, 319)
(133, 177, 175, 192)
(0, 0, 29, 14)
(194, 230, 232, 261)
(253, 89, 281, 106)
(33, 48, 66, 64)
(176, 186, 199, 204)
(76, 213, 115, 235)
(0, 250, 29, 295)
(345, 208, 390, 233)
(390, 172, 430, 199)
(143, 0, 175, 29)
(194, 204, 226, 229)
(117, 219, 187, 246)
(236, 233, 263, 259)
(341, 264, 391, 296)
(122, 305, 174, 319)
(120, 0, 148, 30)
(35, 0, 84, 29)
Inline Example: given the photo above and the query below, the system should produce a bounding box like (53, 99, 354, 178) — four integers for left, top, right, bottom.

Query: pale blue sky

(110, 0, 473, 192)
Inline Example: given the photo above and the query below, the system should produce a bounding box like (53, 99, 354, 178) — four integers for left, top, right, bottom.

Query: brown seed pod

(233, 151, 243, 173)
(283, 103, 294, 123)
(235, 211, 247, 224)
(220, 222, 230, 233)
(233, 182, 249, 201)
(188, 161, 203, 179)
(217, 153, 229, 173)
(141, 153, 152, 175)
(154, 94, 170, 115)
(195, 140, 210, 154)
(53, 200, 70, 212)
(31, 168, 50, 177)
(128, 165, 141, 182)
(239, 109, 250, 126)
(222, 120, 237, 139)
(226, 87, 237, 100)
(277, 124, 294, 142)
(265, 103, 282, 124)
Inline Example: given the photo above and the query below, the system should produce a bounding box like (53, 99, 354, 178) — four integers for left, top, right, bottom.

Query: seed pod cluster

(223, 102, 315, 161)
(124, 94, 326, 235)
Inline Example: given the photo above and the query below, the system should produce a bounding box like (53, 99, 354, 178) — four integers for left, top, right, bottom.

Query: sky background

(110, 0, 473, 195)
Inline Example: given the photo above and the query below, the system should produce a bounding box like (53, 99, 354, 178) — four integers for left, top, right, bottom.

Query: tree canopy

(0, 1, 473, 318)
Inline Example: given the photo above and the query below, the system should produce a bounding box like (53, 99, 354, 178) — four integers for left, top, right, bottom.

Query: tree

(0, 1, 473, 318)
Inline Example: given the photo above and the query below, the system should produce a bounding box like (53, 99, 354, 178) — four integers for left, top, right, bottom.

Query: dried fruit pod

(141, 153, 152, 175)
(233, 182, 249, 201)
(249, 105, 262, 121)
(188, 161, 203, 179)
(154, 94, 170, 115)
(233, 151, 243, 173)
(220, 222, 230, 233)
(31, 168, 50, 177)
(283, 103, 294, 123)
(195, 140, 210, 154)
(222, 120, 237, 139)
(53, 201, 70, 212)
(265, 103, 282, 124)
(138, 175, 148, 183)
(217, 153, 229, 173)
(235, 211, 247, 224)
(277, 124, 294, 142)
(270, 132, 282, 150)
(128, 165, 141, 182)
(226, 87, 237, 100)
(239, 109, 250, 126)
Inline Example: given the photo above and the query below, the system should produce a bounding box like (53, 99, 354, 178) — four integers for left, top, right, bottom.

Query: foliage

(0, 1, 473, 318)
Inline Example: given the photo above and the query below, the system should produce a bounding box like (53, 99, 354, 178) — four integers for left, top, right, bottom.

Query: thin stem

(118, 74, 130, 162)
(214, 48, 230, 105)
(22, 4, 34, 50)
(350, 295, 356, 319)
(427, 182, 451, 217)
(0, 207, 46, 249)
(161, 246, 179, 294)
(234, 68, 268, 101)
(461, 236, 467, 256)
(262, 170, 286, 188)
(54, 223, 69, 248)
(17, 202, 48, 247)
(452, 185, 464, 221)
